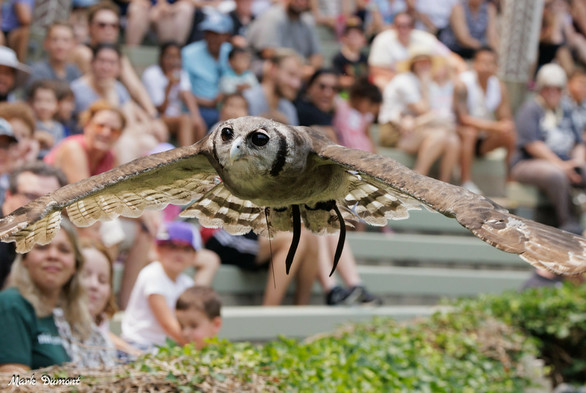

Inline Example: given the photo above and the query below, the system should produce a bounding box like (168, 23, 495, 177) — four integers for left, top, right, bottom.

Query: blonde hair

(9, 219, 94, 340)
(79, 100, 126, 130)
(80, 238, 118, 325)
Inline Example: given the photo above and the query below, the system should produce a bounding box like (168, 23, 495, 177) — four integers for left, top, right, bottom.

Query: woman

(0, 220, 110, 371)
(70, 43, 165, 162)
(379, 46, 460, 183)
(44, 100, 125, 183)
(80, 240, 142, 359)
(142, 41, 205, 146)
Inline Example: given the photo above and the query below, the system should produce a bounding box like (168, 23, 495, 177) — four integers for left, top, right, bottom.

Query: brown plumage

(0, 116, 584, 275)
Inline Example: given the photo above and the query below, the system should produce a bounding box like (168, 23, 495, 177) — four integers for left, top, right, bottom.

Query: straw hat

(396, 44, 444, 73)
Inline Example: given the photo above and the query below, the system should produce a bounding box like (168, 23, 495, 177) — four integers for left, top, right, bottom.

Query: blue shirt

(1, 0, 34, 32)
(181, 40, 232, 101)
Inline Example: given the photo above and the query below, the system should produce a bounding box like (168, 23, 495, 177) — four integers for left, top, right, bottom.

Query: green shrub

(453, 282, 586, 385)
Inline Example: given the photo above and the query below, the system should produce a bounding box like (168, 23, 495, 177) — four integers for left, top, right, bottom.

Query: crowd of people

(0, 0, 586, 371)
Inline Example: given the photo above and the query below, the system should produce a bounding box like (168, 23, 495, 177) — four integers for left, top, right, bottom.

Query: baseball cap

(156, 221, 202, 251)
(199, 10, 233, 34)
(0, 117, 18, 143)
(0, 46, 31, 87)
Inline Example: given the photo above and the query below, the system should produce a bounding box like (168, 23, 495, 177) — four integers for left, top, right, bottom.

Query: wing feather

(314, 143, 586, 275)
(0, 142, 216, 253)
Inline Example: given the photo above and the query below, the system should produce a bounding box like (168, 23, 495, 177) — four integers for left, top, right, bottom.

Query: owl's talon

(330, 203, 346, 277)
(285, 205, 301, 274)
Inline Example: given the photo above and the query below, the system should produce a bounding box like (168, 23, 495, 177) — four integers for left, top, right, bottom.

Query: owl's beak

(230, 139, 244, 162)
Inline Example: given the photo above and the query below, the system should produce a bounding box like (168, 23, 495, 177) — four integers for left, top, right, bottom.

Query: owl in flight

(0, 116, 584, 275)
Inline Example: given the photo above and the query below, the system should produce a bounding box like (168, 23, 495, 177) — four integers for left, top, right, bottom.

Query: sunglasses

(0, 141, 16, 150)
(95, 21, 119, 29)
(92, 122, 122, 135)
(317, 82, 339, 92)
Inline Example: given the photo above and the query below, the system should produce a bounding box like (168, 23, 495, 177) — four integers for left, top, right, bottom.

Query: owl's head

(209, 116, 309, 177)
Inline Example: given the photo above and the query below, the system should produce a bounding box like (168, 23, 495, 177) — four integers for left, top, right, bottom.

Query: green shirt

(0, 287, 70, 369)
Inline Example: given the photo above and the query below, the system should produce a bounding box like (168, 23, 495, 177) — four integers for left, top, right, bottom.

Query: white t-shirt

(121, 261, 194, 347)
(379, 72, 422, 124)
(368, 29, 450, 70)
(142, 65, 192, 117)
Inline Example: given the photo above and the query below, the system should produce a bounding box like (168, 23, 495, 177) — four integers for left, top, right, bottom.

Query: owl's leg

(285, 204, 301, 274)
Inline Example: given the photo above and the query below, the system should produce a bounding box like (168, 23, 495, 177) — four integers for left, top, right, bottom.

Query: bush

(454, 282, 586, 386)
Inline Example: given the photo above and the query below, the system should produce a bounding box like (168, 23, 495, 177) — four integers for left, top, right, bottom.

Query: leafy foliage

(454, 282, 586, 385)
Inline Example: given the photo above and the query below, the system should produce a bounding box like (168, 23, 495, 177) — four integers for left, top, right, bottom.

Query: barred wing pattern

(314, 144, 586, 275)
(0, 145, 217, 253)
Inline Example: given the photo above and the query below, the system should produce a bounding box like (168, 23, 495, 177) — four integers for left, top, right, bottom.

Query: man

(182, 10, 233, 130)
(367, 12, 455, 91)
(0, 45, 29, 102)
(71, 1, 158, 118)
(0, 161, 67, 288)
(27, 21, 82, 87)
(562, 67, 586, 137)
(454, 46, 516, 194)
(244, 48, 303, 125)
(246, 0, 323, 79)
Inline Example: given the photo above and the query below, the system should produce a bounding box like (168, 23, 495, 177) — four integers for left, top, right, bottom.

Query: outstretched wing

(0, 141, 218, 253)
(312, 142, 586, 275)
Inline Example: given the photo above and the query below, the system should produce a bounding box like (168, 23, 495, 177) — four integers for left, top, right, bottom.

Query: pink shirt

(333, 98, 375, 153)
(44, 134, 116, 176)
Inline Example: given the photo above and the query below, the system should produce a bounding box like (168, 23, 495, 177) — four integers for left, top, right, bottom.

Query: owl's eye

(250, 131, 269, 147)
(221, 127, 234, 142)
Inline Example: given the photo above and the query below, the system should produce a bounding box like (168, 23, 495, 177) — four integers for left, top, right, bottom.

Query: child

(219, 47, 259, 95)
(219, 93, 249, 122)
(331, 18, 369, 93)
(55, 83, 78, 136)
(175, 286, 222, 349)
(121, 221, 203, 351)
(333, 78, 382, 153)
(27, 80, 66, 157)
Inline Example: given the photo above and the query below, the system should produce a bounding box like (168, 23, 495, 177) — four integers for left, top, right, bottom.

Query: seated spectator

(379, 47, 460, 183)
(175, 286, 222, 349)
(219, 47, 259, 95)
(367, 12, 456, 90)
(333, 78, 382, 153)
(0, 45, 30, 102)
(454, 47, 516, 194)
(309, 0, 352, 36)
(317, 236, 382, 306)
(368, 0, 408, 33)
(55, 84, 77, 136)
(0, 162, 67, 289)
(0, 101, 40, 167)
(182, 10, 233, 130)
(45, 100, 124, 183)
(1, 0, 33, 62)
(0, 220, 107, 371)
(71, 43, 165, 160)
(562, 68, 586, 136)
(27, 80, 66, 158)
(246, 0, 323, 79)
(228, 0, 256, 48)
(511, 63, 585, 235)
(409, 0, 458, 36)
(438, 0, 498, 60)
(205, 229, 318, 306)
(296, 68, 338, 139)
(124, 0, 195, 47)
(142, 41, 206, 146)
(121, 221, 210, 350)
(245, 48, 303, 125)
(80, 239, 142, 359)
(71, 1, 158, 118)
(0, 118, 20, 193)
(27, 21, 82, 87)
(215, 92, 249, 127)
(331, 18, 369, 93)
